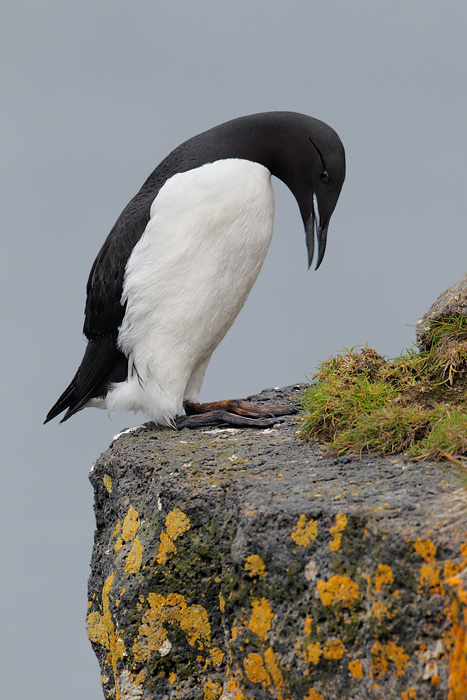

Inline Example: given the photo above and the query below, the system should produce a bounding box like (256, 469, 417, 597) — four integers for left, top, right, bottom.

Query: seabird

(45, 111, 345, 429)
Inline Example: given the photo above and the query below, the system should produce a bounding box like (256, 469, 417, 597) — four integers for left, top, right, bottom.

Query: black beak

(305, 197, 328, 270)
(315, 223, 328, 270)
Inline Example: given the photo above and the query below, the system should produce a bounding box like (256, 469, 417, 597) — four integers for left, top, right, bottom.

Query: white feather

(103, 158, 275, 425)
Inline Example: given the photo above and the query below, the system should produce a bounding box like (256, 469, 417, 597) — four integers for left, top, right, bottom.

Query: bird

(44, 111, 345, 429)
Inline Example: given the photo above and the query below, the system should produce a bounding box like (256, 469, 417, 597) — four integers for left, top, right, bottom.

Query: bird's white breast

(106, 158, 275, 424)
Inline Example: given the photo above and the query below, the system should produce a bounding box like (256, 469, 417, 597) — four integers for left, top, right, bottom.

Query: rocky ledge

(87, 385, 467, 700)
(416, 276, 467, 351)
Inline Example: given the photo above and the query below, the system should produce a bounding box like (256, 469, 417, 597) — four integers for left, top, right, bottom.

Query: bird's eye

(320, 171, 329, 183)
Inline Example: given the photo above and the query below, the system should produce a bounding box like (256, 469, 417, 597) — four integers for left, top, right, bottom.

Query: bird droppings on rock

(87, 386, 467, 699)
(113, 426, 145, 443)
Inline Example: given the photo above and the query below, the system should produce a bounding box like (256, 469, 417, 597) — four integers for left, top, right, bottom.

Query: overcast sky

(2, 2, 467, 698)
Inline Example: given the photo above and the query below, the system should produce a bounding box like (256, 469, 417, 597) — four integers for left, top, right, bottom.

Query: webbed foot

(175, 399, 296, 429)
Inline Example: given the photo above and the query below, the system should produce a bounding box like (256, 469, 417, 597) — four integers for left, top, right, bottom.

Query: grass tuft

(299, 314, 467, 462)
(410, 410, 467, 461)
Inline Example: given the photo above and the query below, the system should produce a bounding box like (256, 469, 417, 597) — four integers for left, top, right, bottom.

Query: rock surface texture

(87, 386, 467, 700)
(416, 276, 467, 350)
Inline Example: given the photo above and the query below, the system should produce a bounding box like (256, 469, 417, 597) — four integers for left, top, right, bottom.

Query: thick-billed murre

(45, 112, 345, 429)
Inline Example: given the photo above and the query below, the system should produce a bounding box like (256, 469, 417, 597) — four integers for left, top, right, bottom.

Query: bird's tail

(44, 370, 80, 424)
(44, 332, 127, 424)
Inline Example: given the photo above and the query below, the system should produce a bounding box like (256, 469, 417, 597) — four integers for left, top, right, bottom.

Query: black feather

(44, 333, 127, 423)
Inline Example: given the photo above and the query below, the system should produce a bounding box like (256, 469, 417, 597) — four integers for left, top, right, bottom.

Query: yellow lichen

(371, 600, 391, 621)
(304, 689, 325, 700)
(87, 610, 110, 648)
(122, 506, 140, 542)
(210, 647, 224, 666)
(111, 521, 121, 541)
(243, 653, 269, 684)
(444, 576, 467, 700)
(219, 594, 225, 613)
(133, 669, 146, 686)
(348, 659, 364, 679)
(169, 672, 176, 684)
(244, 554, 267, 578)
(448, 622, 467, 700)
(156, 509, 191, 565)
(248, 598, 274, 640)
(227, 677, 247, 700)
(103, 474, 112, 494)
(317, 575, 360, 607)
(448, 576, 467, 605)
(132, 597, 168, 661)
(373, 564, 394, 593)
(329, 512, 348, 551)
(323, 638, 345, 660)
(291, 514, 318, 546)
(203, 680, 223, 699)
(307, 642, 322, 665)
(414, 537, 437, 563)
(86, 573, 126, 700)
(125, 539, 143, 574)
(132, 592, 211, 662)
(165, 508, 191, 540)
(445, 560, 467, 579)
(156, 532, 177, 565)
(264, 647, 284, 688)
(401, 686, 417, 699)
(179, 604, 211, 648)
(371, 640, 409, 677)
(418, 563, 442, 594)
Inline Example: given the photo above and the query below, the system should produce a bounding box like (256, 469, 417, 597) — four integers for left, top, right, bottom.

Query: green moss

(331, 404, 431, 456)
(410, 409, 467, 461)
(299, 315, 467, 461)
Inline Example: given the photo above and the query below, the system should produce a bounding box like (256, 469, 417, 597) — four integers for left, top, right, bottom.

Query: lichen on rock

(87, 386, 467, 699)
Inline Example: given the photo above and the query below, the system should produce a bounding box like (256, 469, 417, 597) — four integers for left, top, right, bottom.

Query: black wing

(44, 186, 157, 423)
(84, 194, 154, 338)
(84, 137, 204, 338)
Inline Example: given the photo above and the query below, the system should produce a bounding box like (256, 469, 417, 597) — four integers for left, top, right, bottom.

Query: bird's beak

(315, 223, 328, 270)
(305, 195, 328, 270)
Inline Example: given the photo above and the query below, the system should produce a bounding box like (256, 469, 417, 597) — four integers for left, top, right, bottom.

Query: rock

(416, 277, 467, 351)
(87, 385, 467, 700)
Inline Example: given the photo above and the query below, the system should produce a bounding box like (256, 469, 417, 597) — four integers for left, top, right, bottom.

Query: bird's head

(303, 132, 346, 269)
(263, 113, 346, 270)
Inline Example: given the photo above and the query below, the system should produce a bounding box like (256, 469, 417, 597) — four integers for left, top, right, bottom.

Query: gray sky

(2, 2, 467, 698)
